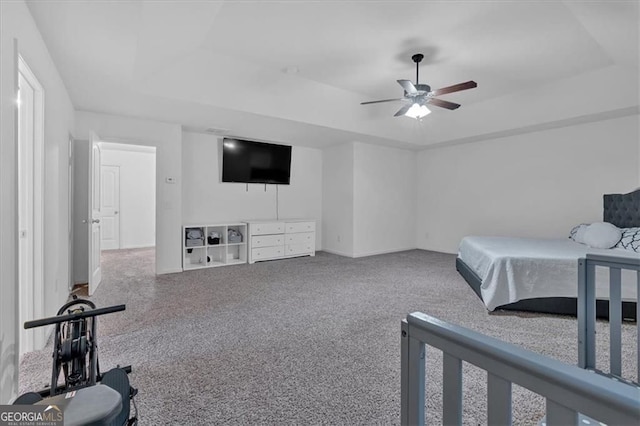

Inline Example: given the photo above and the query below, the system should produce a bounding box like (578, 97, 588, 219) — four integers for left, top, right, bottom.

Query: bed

(456, 189, 640, 319)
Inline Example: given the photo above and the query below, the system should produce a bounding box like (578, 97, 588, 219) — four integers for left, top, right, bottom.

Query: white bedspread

(458, 236, 638, 311)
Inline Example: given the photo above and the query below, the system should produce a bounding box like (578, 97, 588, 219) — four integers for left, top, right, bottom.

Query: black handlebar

(24, 304, 126, 329)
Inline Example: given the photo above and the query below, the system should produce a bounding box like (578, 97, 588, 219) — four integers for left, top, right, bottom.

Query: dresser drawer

(285, 221, 315, 234)
(252, 246, 284, 260)
(252, 222, 284, 235)
(251, 234, 284, 248)
(286, 243, 314, 256)
(285, 232, 315, 246)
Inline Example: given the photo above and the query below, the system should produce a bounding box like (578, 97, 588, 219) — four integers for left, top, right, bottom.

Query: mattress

(458, 236, 638, 311)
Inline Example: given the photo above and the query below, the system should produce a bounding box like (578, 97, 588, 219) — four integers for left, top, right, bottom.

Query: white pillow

(568, 223, 589, 244)
(582, 222, 622, 249)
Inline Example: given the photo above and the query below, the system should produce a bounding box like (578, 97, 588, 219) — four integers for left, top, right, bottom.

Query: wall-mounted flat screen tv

(222, 138, 292, 185)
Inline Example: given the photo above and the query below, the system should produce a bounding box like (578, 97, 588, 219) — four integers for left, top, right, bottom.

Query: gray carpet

(19, 248, 637, 425)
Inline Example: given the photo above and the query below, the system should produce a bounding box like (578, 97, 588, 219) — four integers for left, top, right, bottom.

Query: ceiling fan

(361, 53, 477, 119)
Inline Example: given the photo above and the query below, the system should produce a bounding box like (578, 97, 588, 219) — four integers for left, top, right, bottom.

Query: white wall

(1, 0, 75, 403)
(353, 142, 416, 257)
(181, 132, 323, 248)
(322, 142, 417, 257)
(101, 143, 156, 249)
(322, 142, 355, 256)
(416, 114, 640, 254)
(75, 111, 182, 274)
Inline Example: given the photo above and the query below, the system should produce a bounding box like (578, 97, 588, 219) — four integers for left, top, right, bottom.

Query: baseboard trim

(353, 247, 417, 258)
(416, 245, 457, 255)
(117, 244, 155, 250)
(320, 248, 353, 257)
(156, 268, 183, 275)
(321, 247, 417, 258)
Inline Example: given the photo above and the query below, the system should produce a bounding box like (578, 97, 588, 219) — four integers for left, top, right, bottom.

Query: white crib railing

(401, 311, 640, 426)
(578, 253, 639, 381)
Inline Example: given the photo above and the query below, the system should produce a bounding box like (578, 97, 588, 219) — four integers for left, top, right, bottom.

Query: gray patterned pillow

(615, 227, 640, 252)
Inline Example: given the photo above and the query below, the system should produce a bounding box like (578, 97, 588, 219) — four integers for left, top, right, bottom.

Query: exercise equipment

(15, 297, 138, 425)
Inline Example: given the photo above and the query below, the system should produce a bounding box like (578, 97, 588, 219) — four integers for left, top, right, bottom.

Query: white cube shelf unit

(182, 223, 247, 271)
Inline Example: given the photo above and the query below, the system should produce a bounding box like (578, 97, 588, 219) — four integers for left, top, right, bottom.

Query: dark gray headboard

(604, 188, 640, 228)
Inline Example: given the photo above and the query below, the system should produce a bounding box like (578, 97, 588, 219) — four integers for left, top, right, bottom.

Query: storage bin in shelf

(206, 225, 225, 246)
(227, 225, 244, 244)
(182, 223, 248, 271)
(185, 227, 205, 248)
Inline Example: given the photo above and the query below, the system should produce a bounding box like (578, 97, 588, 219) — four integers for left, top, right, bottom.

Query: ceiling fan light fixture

(405, 103, 431, 119)
(360, 53, 476, 116)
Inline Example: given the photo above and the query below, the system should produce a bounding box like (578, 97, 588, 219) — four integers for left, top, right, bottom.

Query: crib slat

(443, 353, 462, 425)
(609, 267, 622, 376)
(487, 373, 511, 426)
(584, 262, 597, 369)
(546, 399, 577, 425)
(401, 320, 409, 425)
(637, 271, 639, 383)
(401, 321, 426, 426)
(577, 259, 587, 368)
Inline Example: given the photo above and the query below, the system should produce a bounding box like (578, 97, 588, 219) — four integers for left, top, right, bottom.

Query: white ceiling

(26, 1, 639, 150)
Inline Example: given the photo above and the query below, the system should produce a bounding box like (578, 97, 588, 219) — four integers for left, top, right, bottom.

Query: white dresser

(246, 219, 316, 264)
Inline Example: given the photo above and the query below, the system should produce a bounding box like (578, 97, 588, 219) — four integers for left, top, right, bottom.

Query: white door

(88, 133, 102, 295)
(18, 56, 45, 355)
(100, 165, 120, 250)
(18, 71, 34, 355)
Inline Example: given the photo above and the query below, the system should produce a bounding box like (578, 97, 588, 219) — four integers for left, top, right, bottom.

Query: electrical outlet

(337, 235, 341, 243)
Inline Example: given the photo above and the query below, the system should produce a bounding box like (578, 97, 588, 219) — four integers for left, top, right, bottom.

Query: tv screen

(222, 138, 292, 185)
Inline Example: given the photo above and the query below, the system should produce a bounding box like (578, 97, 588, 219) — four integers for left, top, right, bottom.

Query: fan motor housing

(404, 84, 431, 97)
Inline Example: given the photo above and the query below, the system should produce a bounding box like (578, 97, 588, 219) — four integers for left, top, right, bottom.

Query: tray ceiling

(26, 1, 639, 149)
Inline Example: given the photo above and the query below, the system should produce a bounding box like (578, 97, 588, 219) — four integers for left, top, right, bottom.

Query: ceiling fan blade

(431, 80, 477, 96)
(360, 98, 405, 105)
(393, 103, 412, 117)
(427, 98, 461, 110)
(397, 79, 417, 94)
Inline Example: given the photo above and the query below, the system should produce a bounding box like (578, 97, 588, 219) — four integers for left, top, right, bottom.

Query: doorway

(72, 140, 157, 294)
(98, 142, 156, 252)
(17, 56, 45, 356)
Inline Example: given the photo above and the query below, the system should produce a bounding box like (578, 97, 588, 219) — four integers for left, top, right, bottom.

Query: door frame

(88, 134, 102, 296)
(17, 55, 45, 354)
(68, 134, 74, 291)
